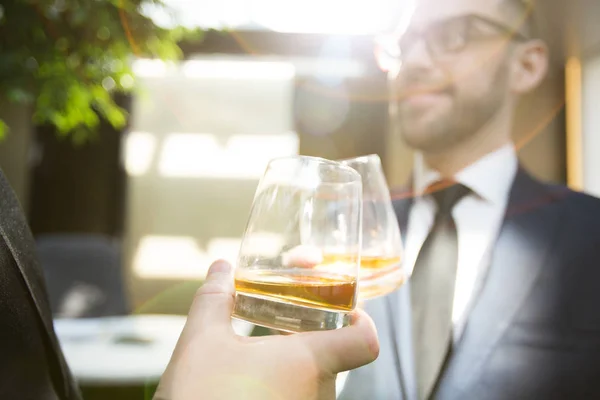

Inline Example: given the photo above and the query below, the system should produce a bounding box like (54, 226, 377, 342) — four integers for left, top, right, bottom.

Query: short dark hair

(500, 0, 537, 38)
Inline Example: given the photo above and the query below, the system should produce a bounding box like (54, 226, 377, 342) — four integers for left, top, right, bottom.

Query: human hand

(154, 260, 379, 400)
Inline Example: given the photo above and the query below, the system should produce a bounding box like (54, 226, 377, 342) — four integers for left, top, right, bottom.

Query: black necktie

(410, 180, 470, 399)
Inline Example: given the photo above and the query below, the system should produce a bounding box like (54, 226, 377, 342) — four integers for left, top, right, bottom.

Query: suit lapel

(392, 187, 413, 236)
(437, 169, 568, 392)
(0, 171, 76, 398)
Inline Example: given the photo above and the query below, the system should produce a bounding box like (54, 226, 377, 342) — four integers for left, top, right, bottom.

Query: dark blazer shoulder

(0, 169, 81, 399)
(559, 186, 600, 217)
(537, 179, 600, 234)
(514, 172, 600, 271)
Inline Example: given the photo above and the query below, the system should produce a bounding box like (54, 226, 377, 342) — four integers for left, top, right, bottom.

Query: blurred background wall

(123, 56, 299, 311)
(582, 51, 600, 197)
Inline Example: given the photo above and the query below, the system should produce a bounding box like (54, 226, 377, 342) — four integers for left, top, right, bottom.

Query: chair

(36, 234, 129, 318)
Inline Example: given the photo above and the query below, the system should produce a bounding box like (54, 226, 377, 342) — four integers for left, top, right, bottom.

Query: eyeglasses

(379, 14, 530, 64)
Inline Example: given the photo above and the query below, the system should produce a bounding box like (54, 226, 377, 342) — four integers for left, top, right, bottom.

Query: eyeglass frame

(379, 13, 532, 64)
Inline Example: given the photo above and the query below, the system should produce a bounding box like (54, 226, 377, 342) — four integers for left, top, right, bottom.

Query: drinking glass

(232, 156, 363, 333)
(339, 154, 405, 300)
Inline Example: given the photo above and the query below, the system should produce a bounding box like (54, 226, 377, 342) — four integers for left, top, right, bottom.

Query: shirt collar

(413, 144, 518, 205)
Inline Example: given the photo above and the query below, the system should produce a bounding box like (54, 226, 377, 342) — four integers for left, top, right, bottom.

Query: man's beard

(395, 63, 509, 154)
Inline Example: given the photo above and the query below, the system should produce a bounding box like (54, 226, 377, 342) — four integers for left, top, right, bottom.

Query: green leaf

(1, 0, 207, 144)
(0, 120, 8, 141)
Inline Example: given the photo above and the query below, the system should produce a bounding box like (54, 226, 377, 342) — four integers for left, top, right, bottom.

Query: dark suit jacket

(0, 170, 81, 399)
(340, 168, 600, 400)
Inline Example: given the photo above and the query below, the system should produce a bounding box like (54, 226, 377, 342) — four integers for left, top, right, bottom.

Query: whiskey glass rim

(338, 154, 382, 166)
(266, 155, 362, 185)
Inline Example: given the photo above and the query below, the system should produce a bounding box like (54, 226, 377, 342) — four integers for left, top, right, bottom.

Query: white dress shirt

(404, 144, 518, 342)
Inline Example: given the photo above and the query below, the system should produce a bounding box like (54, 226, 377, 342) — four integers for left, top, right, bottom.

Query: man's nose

(401, 38, 436, 70)
(389, 37, 437, 85)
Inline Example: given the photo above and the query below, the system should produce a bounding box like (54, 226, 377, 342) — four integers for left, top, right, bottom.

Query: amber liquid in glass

(359, 255, 404, 299)
(235, 269, 356, 312)
(232, 254, 403, 331)
(317, 254, 404, 299)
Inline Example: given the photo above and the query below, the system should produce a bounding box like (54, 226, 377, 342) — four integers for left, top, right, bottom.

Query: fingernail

(208, 259, 232, 275)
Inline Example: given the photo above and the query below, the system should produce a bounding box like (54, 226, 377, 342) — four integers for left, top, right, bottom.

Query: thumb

(187, 259, 235, 333)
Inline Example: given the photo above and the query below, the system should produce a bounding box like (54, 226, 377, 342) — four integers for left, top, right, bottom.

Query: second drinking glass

(340, 154, 405, 300)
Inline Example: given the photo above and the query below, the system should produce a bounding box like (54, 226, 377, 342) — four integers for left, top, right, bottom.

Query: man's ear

(509, 39, 549, 94)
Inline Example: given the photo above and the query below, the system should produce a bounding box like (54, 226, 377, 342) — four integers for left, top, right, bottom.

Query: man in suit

(339, 0, 600, 399)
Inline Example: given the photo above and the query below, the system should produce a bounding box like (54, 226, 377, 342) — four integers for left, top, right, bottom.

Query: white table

(54, 314, 348, 396)
(54, 314, 254, 385)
